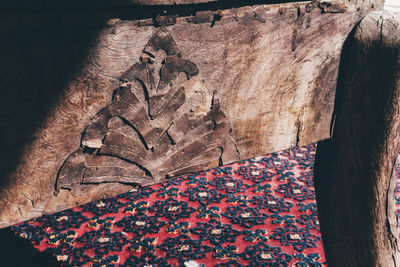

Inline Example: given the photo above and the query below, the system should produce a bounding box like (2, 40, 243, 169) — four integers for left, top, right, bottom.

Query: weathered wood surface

(314, 11, 400, 266)
(0, 0, 298, 8)
(131, 0, 216, 5)
(0, 0, 382, 228)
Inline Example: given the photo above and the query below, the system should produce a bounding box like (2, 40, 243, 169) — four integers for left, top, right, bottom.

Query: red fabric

(11, 144, 326, 266)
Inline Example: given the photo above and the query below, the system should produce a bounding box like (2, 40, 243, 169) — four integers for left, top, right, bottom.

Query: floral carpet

(9, 144, 326, 266)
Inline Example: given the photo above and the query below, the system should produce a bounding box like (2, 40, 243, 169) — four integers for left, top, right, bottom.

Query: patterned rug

(8, 144, 326, 266)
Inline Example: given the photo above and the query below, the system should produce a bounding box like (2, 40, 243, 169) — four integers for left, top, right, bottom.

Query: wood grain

(56, 28, 239, 196)
(0, 0, 382, 227)
(314, 11, 400, 266)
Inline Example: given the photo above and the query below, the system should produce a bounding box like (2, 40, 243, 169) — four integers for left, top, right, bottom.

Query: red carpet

(9, 144, 326, 266)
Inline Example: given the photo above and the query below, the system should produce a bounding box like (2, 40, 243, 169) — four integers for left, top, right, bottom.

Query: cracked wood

(314, 11, 400, 266)
(56, 28, 239, 195)
(0, 0, 383, 228)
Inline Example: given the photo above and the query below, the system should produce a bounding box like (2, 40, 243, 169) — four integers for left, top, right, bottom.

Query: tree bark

(314, 11, 400, 266)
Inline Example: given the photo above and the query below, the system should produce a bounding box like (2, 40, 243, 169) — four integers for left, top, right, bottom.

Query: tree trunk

(314, 11, 400, 266)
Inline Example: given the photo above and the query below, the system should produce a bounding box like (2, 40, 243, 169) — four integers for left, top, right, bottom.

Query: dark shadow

(0, 10, 108, 191)
(327, 19, 357, 139)
(312, 15, 364, 263)
(0, 228, 60, 267)
(1, 0, 303, 10)
(312, 21, 356, 265)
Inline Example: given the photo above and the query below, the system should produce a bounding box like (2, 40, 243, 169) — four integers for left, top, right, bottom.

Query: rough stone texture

(0, 0, 382, 228)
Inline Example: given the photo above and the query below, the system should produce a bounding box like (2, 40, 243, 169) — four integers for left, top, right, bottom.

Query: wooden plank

(0, 0, 379, 9)
(0, 0, 302, 8)
(0, 0, 383, 228)
(314, 11, 400, 266)
(131, 0, 216, 5)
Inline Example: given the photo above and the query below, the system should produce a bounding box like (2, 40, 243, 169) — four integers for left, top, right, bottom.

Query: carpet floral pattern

(10, 144, 326, 266)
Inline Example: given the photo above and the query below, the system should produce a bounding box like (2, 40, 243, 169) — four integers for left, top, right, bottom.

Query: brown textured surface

(131, 0, 217, 5)
(56, 28, 238, 196)
(0, 0, 382, 228)
(0, 0, 359, 8)
(314, 11, 400, 266)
